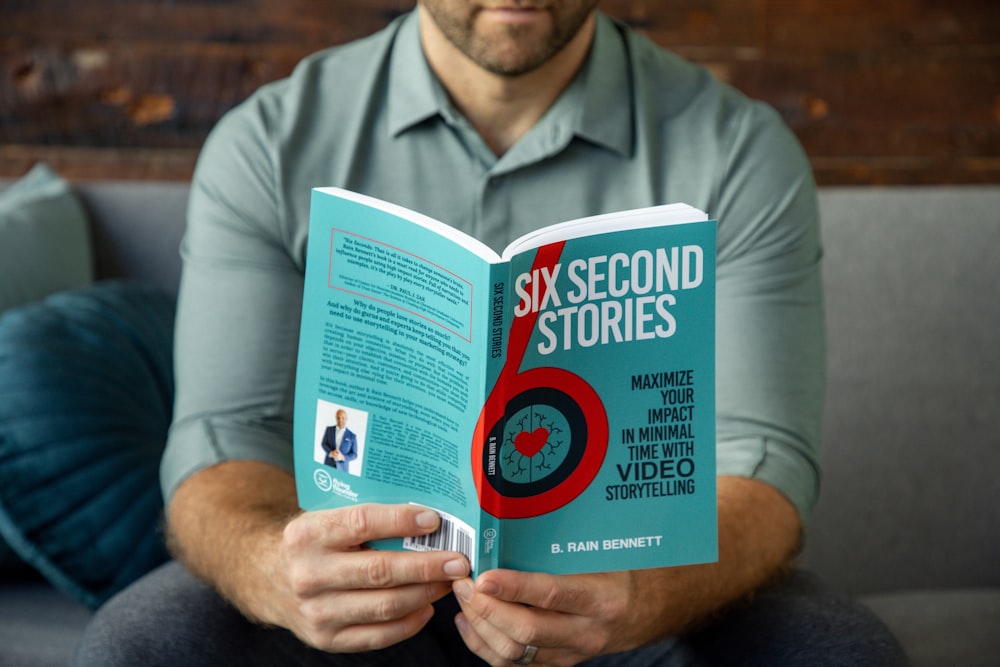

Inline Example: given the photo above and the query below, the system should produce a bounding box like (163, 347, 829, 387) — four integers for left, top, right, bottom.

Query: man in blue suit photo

(321, 408, 357, 473)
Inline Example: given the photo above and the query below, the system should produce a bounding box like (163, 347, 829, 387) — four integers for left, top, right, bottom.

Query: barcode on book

(402, 506, 475, 570)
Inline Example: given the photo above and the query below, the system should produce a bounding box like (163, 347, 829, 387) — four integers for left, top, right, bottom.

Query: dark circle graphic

(473, 366, 608, 519)
(485, 386, 586, 498)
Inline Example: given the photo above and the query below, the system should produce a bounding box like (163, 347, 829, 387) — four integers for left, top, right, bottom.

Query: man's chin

(467, 31, 559, 76)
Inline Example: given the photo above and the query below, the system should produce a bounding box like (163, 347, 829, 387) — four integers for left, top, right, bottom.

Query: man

(321, 409, 358, 473)
(75, 1, 906, 665)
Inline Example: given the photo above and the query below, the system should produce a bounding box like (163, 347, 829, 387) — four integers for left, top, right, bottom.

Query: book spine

(474, 262, 511, 573)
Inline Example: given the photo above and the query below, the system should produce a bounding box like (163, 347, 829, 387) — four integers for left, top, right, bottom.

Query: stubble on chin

(424, 2, 595, 77)
(471, 22, 561, 76)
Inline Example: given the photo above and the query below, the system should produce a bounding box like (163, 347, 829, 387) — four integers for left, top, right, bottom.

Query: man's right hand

(167, 461, 470, 654)
(276, 503, 470, 652)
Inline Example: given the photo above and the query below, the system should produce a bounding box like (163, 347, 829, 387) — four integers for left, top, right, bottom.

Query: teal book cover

(294, 187, 717, 576)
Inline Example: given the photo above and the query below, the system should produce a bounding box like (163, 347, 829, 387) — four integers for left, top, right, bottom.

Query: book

(293, 187, 718, 576)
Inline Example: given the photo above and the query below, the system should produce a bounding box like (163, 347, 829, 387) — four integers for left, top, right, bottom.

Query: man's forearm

(166, 460, 302, 624)
(624, 475, 801, 644)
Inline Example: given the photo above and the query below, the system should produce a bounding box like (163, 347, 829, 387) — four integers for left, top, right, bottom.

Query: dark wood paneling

(1, 0, 997, 184)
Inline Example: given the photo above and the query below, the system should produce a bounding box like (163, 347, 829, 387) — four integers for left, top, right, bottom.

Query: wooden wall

(2, 0, 998, 185)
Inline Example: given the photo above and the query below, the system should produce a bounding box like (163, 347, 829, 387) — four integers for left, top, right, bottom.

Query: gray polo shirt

(162, 10, 824, 521)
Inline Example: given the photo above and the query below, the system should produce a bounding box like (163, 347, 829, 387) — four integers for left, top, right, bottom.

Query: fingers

(324, 605, 436, 654)
(454, 611, 526, 666)
(304, 581, 450, 625)
(475, 569, 630, 620)
(283, 504, 470, 592)
(294, 582, 449, 653)
(273, 503, 473, 652)
(451, 571, 633, 666)
(454, 579, 589, 665)
(454, 607, 586, 667)
(287, 545, 469, 598)
(285, 503, 443, 551)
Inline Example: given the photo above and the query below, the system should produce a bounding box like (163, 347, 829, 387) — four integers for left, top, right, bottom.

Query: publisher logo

(313, 468, 334, 492)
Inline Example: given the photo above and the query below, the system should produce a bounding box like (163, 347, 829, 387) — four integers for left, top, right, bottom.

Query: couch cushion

(805, 186, 1000, 595)
(0, 163, 93, 313)
(0, 282, 175, 609)
(74, 180, 188, 294)
(861, 589, 1000, 667)
(0, 580, 92, 667)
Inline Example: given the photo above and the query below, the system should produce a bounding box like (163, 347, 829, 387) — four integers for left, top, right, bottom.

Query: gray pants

(73, 561, 907, 666)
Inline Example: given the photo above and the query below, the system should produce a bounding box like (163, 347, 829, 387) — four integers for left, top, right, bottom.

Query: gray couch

(0, 180, 997, 666)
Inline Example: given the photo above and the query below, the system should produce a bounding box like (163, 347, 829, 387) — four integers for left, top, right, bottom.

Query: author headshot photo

(316, 405, 364, 476)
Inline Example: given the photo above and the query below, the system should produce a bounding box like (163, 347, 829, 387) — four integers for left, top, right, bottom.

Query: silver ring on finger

(513, 644, 538, 665)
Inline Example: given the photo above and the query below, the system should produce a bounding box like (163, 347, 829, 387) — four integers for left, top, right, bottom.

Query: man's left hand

(450, 478, 804, 666)
(452, 569, 642, 667)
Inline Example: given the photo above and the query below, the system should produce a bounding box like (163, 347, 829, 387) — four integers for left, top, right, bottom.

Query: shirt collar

(386, 11, 633, 158)
(387, 11, 446, 136)
(576, 13, 633, 157)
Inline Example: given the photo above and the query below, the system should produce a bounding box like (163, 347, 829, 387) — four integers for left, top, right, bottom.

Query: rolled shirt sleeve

(160, 97, 305, 502)
(712, 100, 825, 522)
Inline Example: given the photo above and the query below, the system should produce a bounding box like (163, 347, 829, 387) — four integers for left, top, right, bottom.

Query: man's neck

(418, 10, 596, 156)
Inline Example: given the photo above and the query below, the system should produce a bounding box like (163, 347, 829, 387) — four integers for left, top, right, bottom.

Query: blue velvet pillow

(0, 281, 175, 608)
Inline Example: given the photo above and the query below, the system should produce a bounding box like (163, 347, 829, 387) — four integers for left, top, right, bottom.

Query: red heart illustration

(514, 427, 549, 458)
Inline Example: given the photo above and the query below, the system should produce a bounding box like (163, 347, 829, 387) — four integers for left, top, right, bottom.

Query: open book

(293, 187, 718, 575)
